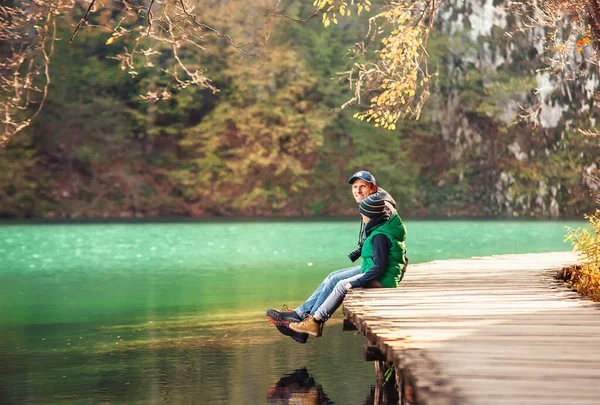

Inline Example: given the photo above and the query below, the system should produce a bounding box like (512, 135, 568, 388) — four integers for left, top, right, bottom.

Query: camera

(348, 247, 362, 262)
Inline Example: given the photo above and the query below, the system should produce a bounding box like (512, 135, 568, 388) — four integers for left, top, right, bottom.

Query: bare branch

(30, 3, 56, 124)
(0, 0, 70, 147)
(67, 0, 97, 51)
(146, 0, 156, 36)
(267, 0, 320, 23)
(177, 0, 263, 59)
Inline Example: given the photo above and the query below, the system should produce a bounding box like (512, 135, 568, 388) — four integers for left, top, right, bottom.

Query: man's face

(352, 179, 376, 203)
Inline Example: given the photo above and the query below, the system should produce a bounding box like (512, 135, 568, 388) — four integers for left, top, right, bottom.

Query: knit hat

(348, 170, 376, 185)
(359, 194, 386, 218)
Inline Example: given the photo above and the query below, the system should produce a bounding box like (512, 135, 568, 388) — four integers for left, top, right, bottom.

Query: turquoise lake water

(0, 219, 585, 404)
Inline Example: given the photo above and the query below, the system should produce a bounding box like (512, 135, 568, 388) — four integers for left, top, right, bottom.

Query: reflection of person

(288, 194, 407, 337)
(266, 171, 400, 343)
(267, 368, 333, 405)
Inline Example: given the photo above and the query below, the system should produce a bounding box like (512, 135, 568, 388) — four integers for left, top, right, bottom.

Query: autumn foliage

(2, 0, 600, 145)
(565, 197, 600, 300)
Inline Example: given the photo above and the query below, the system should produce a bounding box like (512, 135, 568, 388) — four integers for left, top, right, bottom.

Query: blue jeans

(313, 272, 364, 321)
(294, 266, 362, 317)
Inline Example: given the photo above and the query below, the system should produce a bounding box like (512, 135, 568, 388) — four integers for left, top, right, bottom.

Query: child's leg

(295, 266, 361, 316)
(313, 273, 364, 321)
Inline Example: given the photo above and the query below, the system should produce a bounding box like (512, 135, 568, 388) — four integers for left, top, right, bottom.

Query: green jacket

(360, 214, 407, 288)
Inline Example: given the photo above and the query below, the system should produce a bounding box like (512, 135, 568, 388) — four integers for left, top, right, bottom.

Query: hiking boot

(266, 305, 303, 326)
(275, 324, 309, 344)
(289, 315, 323, 337)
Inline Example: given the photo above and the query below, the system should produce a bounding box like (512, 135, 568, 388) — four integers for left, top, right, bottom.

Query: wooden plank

(342, 252, 600, 405)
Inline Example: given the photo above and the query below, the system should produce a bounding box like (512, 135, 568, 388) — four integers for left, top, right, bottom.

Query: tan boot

(288, 315, 323, 337)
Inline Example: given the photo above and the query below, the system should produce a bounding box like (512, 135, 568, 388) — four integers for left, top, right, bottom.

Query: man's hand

(345, 283, 353, 291)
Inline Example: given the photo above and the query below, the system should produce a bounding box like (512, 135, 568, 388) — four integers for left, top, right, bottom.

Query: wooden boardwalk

(343, 252, 600, 405)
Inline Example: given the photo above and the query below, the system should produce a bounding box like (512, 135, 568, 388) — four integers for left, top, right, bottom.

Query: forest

(1, 0, 599, 219)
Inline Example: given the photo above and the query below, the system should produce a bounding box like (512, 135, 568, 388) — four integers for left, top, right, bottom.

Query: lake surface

(0, 219, 585, 404)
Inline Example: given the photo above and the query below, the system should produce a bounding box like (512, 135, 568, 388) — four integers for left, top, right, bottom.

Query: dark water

(0, 220, 584, 404)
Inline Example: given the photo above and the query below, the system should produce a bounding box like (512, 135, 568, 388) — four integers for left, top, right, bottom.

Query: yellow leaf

(577, 37, 592, 46)
(105, 37, 115, 45)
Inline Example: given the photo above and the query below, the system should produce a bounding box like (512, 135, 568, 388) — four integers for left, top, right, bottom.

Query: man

(265, 170, 400, 343)
(288, 193, 407, 337)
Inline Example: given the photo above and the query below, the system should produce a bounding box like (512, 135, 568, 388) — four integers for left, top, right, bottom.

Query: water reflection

(267, 368, 332, 404)
(268, 367, 401, 405)
(363, 383, 400, 405)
